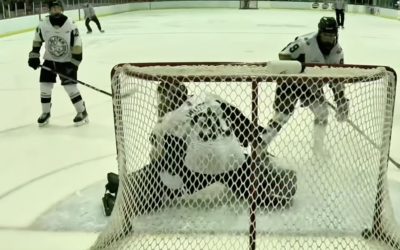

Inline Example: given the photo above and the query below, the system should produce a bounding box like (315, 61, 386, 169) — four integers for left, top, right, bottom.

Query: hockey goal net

(92, 62, 399, 250)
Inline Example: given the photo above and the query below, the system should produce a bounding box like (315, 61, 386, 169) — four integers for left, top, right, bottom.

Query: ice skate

(73, 110, 89, 126)
(87, 30, 92, 34)
(37, 112, 50, 127)
(100, 30, 105, 33)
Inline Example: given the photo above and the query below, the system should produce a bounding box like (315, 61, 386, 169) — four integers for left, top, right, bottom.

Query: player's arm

(70, 25, 82, 69)
(28, 26, 44, 70)
(329, 57, 345, 102)
(278, 37, 306, 63)
(277, 39, 306, 86)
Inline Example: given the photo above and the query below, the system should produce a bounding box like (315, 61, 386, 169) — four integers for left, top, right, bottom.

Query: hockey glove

(28, 52, 40, 70)
(335, 97, 349, 122)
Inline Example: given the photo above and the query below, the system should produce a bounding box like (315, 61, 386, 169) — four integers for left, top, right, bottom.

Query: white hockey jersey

(33, 16, 82, 63)
(151, 92, 246, 175)
(279, 32, 344, 64)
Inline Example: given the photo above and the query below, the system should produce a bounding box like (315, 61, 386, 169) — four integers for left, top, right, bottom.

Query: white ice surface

(0, 8, 399, 250)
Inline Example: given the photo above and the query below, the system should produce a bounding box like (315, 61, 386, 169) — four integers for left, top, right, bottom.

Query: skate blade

(74, 118, 89, 127)
(38, 120, 49, 127)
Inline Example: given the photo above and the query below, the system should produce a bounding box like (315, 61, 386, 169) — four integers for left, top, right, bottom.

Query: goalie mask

(317, 17, 338, 55)
(157, 78, 188, 118)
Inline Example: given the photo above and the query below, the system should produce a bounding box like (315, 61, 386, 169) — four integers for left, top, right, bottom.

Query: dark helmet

(48, 0, 64, 10)
(318, 16, 338, 34)
(157, 78, 188, 117)
(317, 16, 338, 54)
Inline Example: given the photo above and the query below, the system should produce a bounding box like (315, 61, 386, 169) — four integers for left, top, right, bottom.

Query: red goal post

(92, 62, 398, 250)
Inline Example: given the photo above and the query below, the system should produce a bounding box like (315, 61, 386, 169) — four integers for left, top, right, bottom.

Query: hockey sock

(313, 122, 327, 149)
(40, 82, 54, 113)
(63, 84, 85, 112)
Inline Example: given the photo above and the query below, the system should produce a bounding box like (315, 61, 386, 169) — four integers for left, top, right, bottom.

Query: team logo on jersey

(47, 35, 68, 58)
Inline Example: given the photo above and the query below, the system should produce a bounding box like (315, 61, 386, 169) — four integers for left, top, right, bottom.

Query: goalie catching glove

(28, 51, 40, 70)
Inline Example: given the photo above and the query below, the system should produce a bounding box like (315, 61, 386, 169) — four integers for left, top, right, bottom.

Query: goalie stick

(39, 65, 137, 99)
(327, 102, 400, 169)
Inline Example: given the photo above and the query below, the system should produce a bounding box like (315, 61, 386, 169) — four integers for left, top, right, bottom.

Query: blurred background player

(102, 79, 297, 219)
(261, 16, 349, 155)
(83, 3, 104, 34)
(333, 0, 346, 28)
(28, 0, 88, 126)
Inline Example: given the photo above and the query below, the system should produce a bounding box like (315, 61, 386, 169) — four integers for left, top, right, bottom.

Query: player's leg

(256, 158, 297, 208)
(85, 18, 92, 33)
(63, 82, 89, 125)
(262, 80, 297, 146)
(111, 134, 219, 217)
(308, 90, 329, 155)
(58, 62, 88, 125)
(160, 134, 220, 195)
(335, 9, 340, 27)
(340, 10, 345, 28)
(38, 60, 57, 126)
(108, 163, 183, 238)
(221, 155, 297, 208)
(92, 15, 103, 32)
(107, 158, 219, 240)
(128, 163, 184, 215)
(297, 83, 329, 155)
(103, 162, 218, 218)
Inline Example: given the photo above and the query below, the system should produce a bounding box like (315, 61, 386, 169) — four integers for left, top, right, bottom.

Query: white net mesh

(91, 62, 399, 250)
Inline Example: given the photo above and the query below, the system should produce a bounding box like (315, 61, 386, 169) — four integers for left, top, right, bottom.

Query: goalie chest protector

(155, 93, 246, 175)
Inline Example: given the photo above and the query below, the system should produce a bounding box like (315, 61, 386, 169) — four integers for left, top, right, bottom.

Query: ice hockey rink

(0, 7, 400, 250)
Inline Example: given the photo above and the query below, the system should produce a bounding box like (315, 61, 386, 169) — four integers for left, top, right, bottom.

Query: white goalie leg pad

(267, 60, 303, 74)
(159, 171, 184, 190)
(63, 84, 85, 113)
(40, 82, 54, 113)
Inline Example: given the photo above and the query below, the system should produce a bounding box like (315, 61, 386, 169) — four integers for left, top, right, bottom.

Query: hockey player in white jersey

(102, 79, 297, 220)
(261, 16, 349, 154)
(28, 0, 88, 126)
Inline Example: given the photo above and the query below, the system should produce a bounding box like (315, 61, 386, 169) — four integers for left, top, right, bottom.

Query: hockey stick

(40, 65, 139, 99)
(39, 65, 112, 97)
(327, 102, 400, 169)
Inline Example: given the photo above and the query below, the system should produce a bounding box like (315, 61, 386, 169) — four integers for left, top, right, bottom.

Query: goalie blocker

(102, 79, 297, 217)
